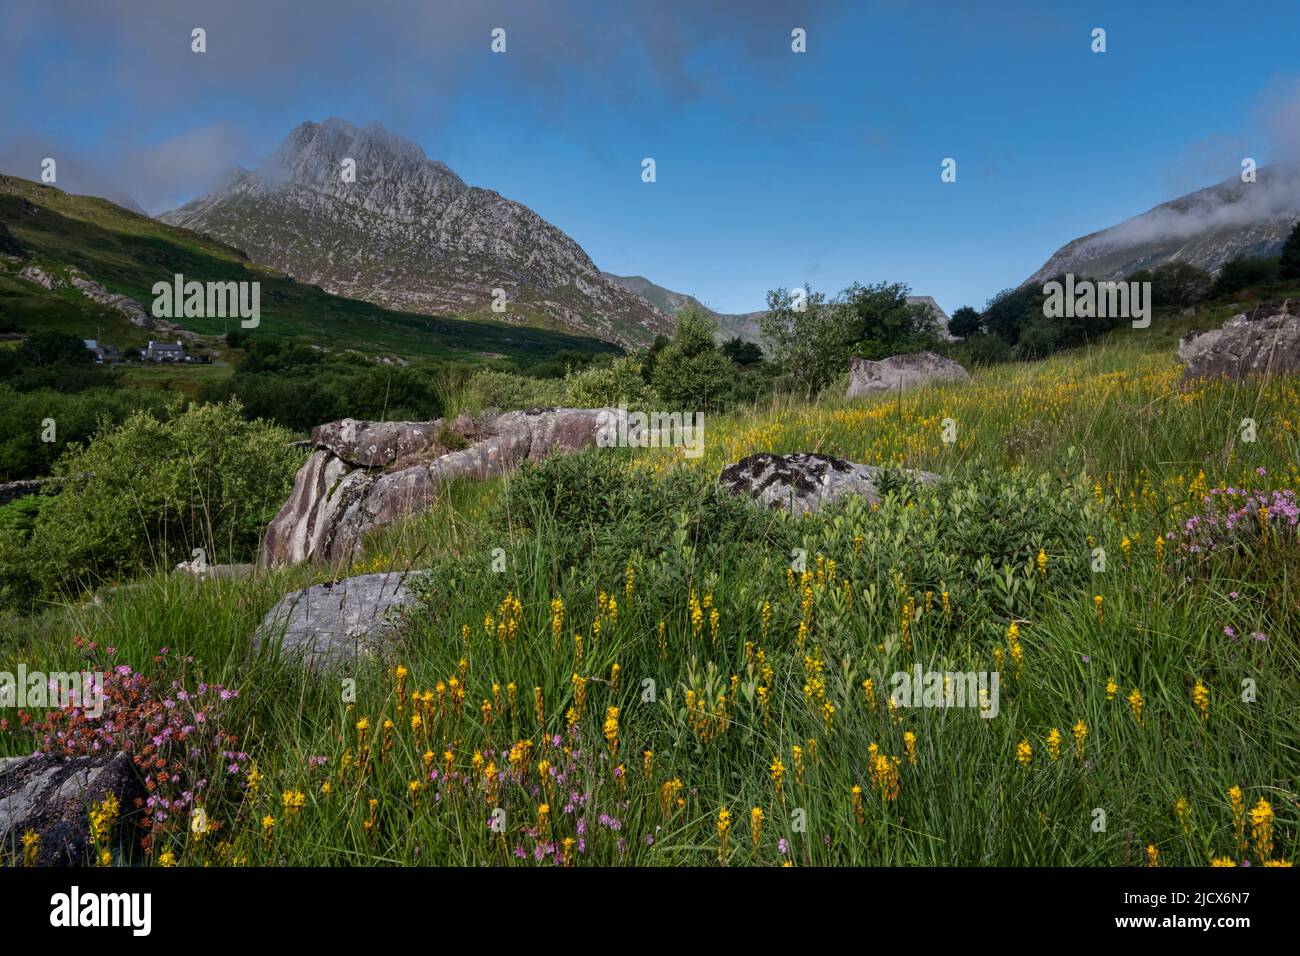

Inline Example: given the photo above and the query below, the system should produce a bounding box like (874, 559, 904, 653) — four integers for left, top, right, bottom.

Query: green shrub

(498, 448, 793, 569)
(562, 356, 656, 409)
(0, 400, 302, 609)
(463, 369, 566, 412)
(0, 384, 172, 481)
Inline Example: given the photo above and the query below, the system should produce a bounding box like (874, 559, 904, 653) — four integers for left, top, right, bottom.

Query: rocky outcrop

(18, 263, 59, 290)
(16, 264, 155, 328)
(846, 351, 969, 399)
(312, 418, 446, 468)
(262, 407, 628, 565)
(67, 273, 155, 329)
(1179, 301, 1300, 384)
(0, 752, 142, 866)
(252, 571, 415, 672)
(719, 452, 938, 516)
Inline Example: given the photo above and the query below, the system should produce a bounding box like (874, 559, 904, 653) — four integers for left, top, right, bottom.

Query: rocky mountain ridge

(161, 119, 672, 348)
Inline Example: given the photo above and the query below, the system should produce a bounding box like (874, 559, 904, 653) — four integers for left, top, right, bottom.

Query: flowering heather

(1172, 487, 1300, 560)
(4, 643, 244, 855)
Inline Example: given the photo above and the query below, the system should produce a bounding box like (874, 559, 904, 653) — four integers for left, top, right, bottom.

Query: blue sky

(2, 0, 1298, 315)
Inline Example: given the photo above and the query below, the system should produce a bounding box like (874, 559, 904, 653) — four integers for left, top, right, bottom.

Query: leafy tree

(981, 285, 1044, 344)
(760, 286, 843, 394)
(1128, 262, 1211, 307)
(651, 306, 734, 411)
(840, 282, 940, 360)
(1210, 256, 1280, 298)
(1280, 220, 1300, 281)
(641, 333, 671, 384)
(721, 337, 763, 366)
(948, 305, 982, 339)
(17, 331, 92, 368)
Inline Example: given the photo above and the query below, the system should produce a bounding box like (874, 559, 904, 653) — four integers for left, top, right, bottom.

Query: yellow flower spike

(1046, 728, 1062, 761)
(1128, 688, 1144, 724)
(1228, 785, 1246, 849)
(1250, 798, 1274, 862)
(1192, 680, 1210, 721)
(1072, 720, 1088, 759)
(1146, 844, 1159, 867)
(716, 807, 732, 863)
(1016, 740, 1033, 767)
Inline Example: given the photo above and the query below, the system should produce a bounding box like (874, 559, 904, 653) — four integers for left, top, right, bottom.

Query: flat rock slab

(847, 351, 969, 399)
(253, 571, 416, 672)
(719, 452, 938, 516)
(0, 752, 142, 866)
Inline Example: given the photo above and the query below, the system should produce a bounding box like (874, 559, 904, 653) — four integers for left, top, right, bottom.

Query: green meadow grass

(1, 330, 1297, 867)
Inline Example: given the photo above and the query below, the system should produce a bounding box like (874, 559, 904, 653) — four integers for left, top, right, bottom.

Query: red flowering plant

(5, 638, 250, 856)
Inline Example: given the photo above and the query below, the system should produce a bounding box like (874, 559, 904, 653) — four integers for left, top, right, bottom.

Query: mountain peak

(159, 120, 670, 347)
(260, 118, 461, 191)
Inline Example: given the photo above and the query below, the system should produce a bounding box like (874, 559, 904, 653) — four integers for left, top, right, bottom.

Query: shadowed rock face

(719, 452, 938, 516)
(0, 752, 143, 866)
(1179, 301, 1300, 384)
(847, 352, 969, 399)
(262, 407, 628, 566)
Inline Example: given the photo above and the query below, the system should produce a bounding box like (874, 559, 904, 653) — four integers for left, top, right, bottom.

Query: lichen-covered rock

(311, 419, 447, 468)
(846, 351, 969, 399)
(0, 752, 142, 866)
(252, 572, 416, 671)
(718, 452, 938, 516)
(262, 407, 629, 565)
(1179, 301, 1300, 384)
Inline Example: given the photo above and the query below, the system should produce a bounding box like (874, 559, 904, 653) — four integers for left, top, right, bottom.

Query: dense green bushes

(0, 383, 171, 481)
(201, 337, 445, 431)
(0, 401, 301, 609)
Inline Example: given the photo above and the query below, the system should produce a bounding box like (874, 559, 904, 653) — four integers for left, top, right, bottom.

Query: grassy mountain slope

(0, 175, 621, 363)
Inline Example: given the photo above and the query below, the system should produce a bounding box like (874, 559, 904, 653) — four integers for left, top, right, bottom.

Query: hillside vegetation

(0, 175, 622, 362)
(2, 325, 1296, 867)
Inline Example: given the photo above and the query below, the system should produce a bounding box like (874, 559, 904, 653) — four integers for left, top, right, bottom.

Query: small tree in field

(651, 306, 733, 412)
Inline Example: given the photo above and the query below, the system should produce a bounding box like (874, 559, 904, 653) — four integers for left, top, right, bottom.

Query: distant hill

(601, 272, 766, 344)
(0, 174, 620, 362)
(161, 119, 672, 348)
(1026, 166, 1300, 286)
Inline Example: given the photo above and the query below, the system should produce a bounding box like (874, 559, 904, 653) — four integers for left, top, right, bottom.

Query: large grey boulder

(846, 351, 969, 399)
(0, 752, 142, 866)
(312, 418, 447, 468)
(719, 452, 938, 516)
(1179, 301, 1300, 384)
(262, 407, 629, 565)
(253, 571, 415, 671)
